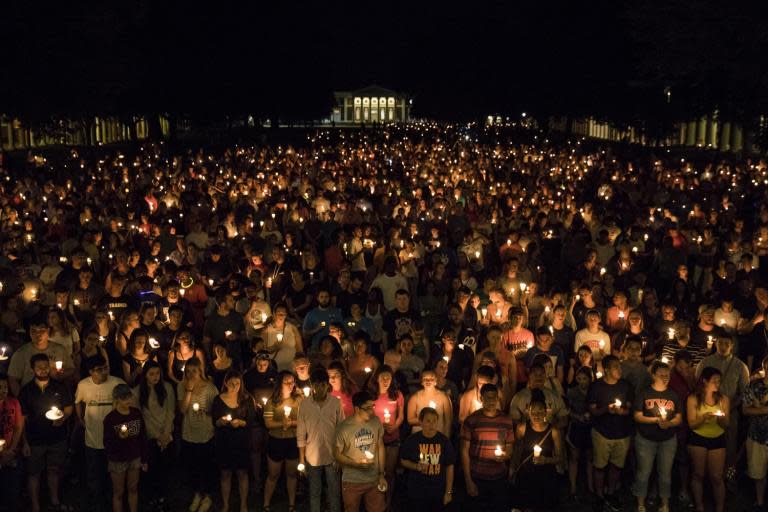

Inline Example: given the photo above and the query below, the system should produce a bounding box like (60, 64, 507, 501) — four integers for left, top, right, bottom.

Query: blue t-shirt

(302, 307, 343, 350)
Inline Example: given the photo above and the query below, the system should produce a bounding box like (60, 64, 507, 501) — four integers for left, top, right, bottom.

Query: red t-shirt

(460, 410, 515, 481)
(500, 327, 535, 383)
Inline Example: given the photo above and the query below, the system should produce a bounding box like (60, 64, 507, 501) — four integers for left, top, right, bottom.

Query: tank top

(693, 401, 725, 438)
(521, 423, 555, 463)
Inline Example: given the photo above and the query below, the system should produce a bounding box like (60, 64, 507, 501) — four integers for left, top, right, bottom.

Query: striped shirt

(460, 410, 515, 481)
(660, 341, 709, 367)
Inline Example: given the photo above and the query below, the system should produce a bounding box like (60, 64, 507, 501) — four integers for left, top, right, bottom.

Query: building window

(354, 97, 361, 106)
(388, 107, 394, 120)
(354, 107, 361, 121)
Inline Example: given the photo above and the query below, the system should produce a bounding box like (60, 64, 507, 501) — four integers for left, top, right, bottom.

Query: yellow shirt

(693, 401, 725, 438)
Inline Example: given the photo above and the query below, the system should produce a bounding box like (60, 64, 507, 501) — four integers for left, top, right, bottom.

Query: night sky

(1, 1, 766, 122)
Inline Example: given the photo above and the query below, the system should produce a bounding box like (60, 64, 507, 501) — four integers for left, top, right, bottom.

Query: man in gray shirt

(334, 391, 386, 512)
(297, 368, 343, 512)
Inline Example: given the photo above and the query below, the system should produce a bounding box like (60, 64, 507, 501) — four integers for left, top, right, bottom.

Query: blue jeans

(633, 434, 677, 499)
(306, 462, 340, 512)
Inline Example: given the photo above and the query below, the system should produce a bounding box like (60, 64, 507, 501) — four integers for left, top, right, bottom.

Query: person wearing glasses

(334, 391, 387, 512)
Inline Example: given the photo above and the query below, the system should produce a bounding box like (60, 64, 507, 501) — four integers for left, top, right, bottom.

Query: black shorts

(267, 435, 299, 462)
(688, 432, 726, 450)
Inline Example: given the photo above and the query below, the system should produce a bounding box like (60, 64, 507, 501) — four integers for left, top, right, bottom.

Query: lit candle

(179, 288, 185, 297)
(494, 445, 503, 457)
(0, 439, 5, 451)
(364, 367, 372, 374)
(661, 356, 669, 364)
(283, 405, 292, 417)
(613, 399, 622, 408)
(224, 414, 233, 422)
(261, 397, 268, 406)
(481, 307, 488, 318)
(600, 267, 606, 276)
(598, 340, 606, 350)
(383, 408, 391, 424)
(618, 311, 625, 319)
(276, 333, 284, 342)
(519, 282, 527, 292)
(302, 386, 311, 397)
(0, 346, 6, 360)
(714, 409, 725, 417)
(596, 371, 603, 379)
(707, 336, 714, 349)
(364, 450, 375, 460)
(533, 444, 542, 458)
(428, 400, 437, 409)
(225, 330, 232, 338)
(659, 406, 668, 420)
(120, 424, 128, 434)
(55, 361, 63, 371)
(297, 463, 306, 472)
(148, 337, 159, 349)
(667, 328, 675, 340)
(192, 402, 200, 412)
(442, 356, 449, 362)
(208, 279, 214, 286)
(495, 308, 502, 318)
(526, 340, 534, 349)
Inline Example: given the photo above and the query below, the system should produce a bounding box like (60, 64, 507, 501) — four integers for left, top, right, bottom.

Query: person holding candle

(167, 330, 206, 385)
(694, 335, 749, 490)
(7, 318, 73, 396)
(75, 354, 125, 512)
(407, 369, 452, 438)
(177, 356, 217, 512)
(0, 373, 24, 512)
(302, 288, 343, 352)
(632, 361, 683, 512)
(333, 390, 386, 512)
(132, 360, 174, 512)
(121, 329, 156, 386)
(460, 383, 514, 512)
(263, 303, 302, 372)
(103, 384, 148, 512)
(262, 370, 302, 512)
(686, 366, 729, 512)
(211, 371, 256, 512)
(510, 388, 563, 511)
(458, 365, 502, 426)
(18, 354, 74, 512)
(587, 355, 633, 511)
(399, 407, 455, 512)
(498, 306, 534, 390)
(368, 365, 404, 509)
(574, 309, 610, 368)
(346, 333, 379, 390)
(296, 368, 343, 512)
(203, 289, 245, 364)
(566, 366, 594, 500)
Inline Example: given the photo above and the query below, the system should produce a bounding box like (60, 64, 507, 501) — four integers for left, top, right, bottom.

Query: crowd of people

(0, 123, 767, 512)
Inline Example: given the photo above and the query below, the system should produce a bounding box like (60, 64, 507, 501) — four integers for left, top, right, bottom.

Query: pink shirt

(331, 390, 354, 418)
(373, 392, 404, 443)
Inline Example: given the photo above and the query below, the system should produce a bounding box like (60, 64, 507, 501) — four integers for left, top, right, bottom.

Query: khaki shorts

(747, 438, 768, 480)
(591, 429, 630, 469)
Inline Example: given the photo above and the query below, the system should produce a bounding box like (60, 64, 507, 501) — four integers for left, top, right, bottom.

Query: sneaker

(198, 496, 213, 512)
(189, 493, 202, 512)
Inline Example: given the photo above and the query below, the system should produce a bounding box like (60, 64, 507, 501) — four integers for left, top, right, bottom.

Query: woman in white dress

(262, 303, 303, 372)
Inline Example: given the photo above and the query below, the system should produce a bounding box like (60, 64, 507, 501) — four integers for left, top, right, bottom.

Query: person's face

(606, 361, 622, 380)
(145, 367, 161, 385)
(421, 372, 436, 390)
(399, 338, 413, 354)
(294, 361, 310, 377)
(33, 359, 51, 381)
(421, 412, 439, 437)
(89, 363, 110, 384)
(134, 335, 147, 351)
(185, 365, 200, 380)
(170, 310, 183, 324)
(282, 375, 296, 392)
(529, 402, 547, 423)
(30, 325, 49, 345)
(358, 400, 375, 420)
(537, 334, 553, 349)
(701, 310, 714, 326)
(317, 291, 330, 307)
(662, 306, 675, 320)
(624, 343, 642, 360)
(706, 374, 722, 392)
(328, 369, 342, 390)
(629, 313, 642, 326)
(553, 308, 566, 322)
(587, 314, 600, 329)
(675, 359, 692, 377)
(435, 359, 448, 378)
(142, 307, 156, 323)
(395, 293, 409, 311)
(256, 358, 270, 372)
(377, 371, 392, 392)
(654, 367, 671, 387)
(529, 368, 546, 388)
(225, 377, 241, 394)
(448, 308, 462, 325)
(354, 340, 367, 355)
(716, 338, 733, 357)
(480, 390, 499, 412)
(128, 314, 140, 329)
(214, 344, 226, 359)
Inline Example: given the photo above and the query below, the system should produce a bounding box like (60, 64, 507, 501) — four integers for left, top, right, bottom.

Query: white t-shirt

(75, 375, 125, 449)
(574, 328, 611, 361)
(369, 273, 409, 311)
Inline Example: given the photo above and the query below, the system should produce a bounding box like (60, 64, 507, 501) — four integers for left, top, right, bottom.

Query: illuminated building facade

(333, 85, 411, 124)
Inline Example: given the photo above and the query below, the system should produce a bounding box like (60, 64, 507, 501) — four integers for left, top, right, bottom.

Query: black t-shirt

(382, 309, 420, 344)
(588, 378, 634, 439)
(633, 386, 681, 442)
(335, 289, 367, 317)
(18, 379, 74, 445)
(552, 325, 575, 361)
(690, 325, 726, 349)
(400, 430, 455, 500)
(97, 294, 132, 322)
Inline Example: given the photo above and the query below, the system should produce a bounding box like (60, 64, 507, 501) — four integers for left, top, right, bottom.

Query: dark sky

(1, 1, 764, 122)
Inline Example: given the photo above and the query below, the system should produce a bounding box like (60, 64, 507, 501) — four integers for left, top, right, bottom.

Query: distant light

(521, 112, 527, 118)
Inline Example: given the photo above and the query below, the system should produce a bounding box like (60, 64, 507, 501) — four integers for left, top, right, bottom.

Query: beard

(36, 374, 50, 382)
